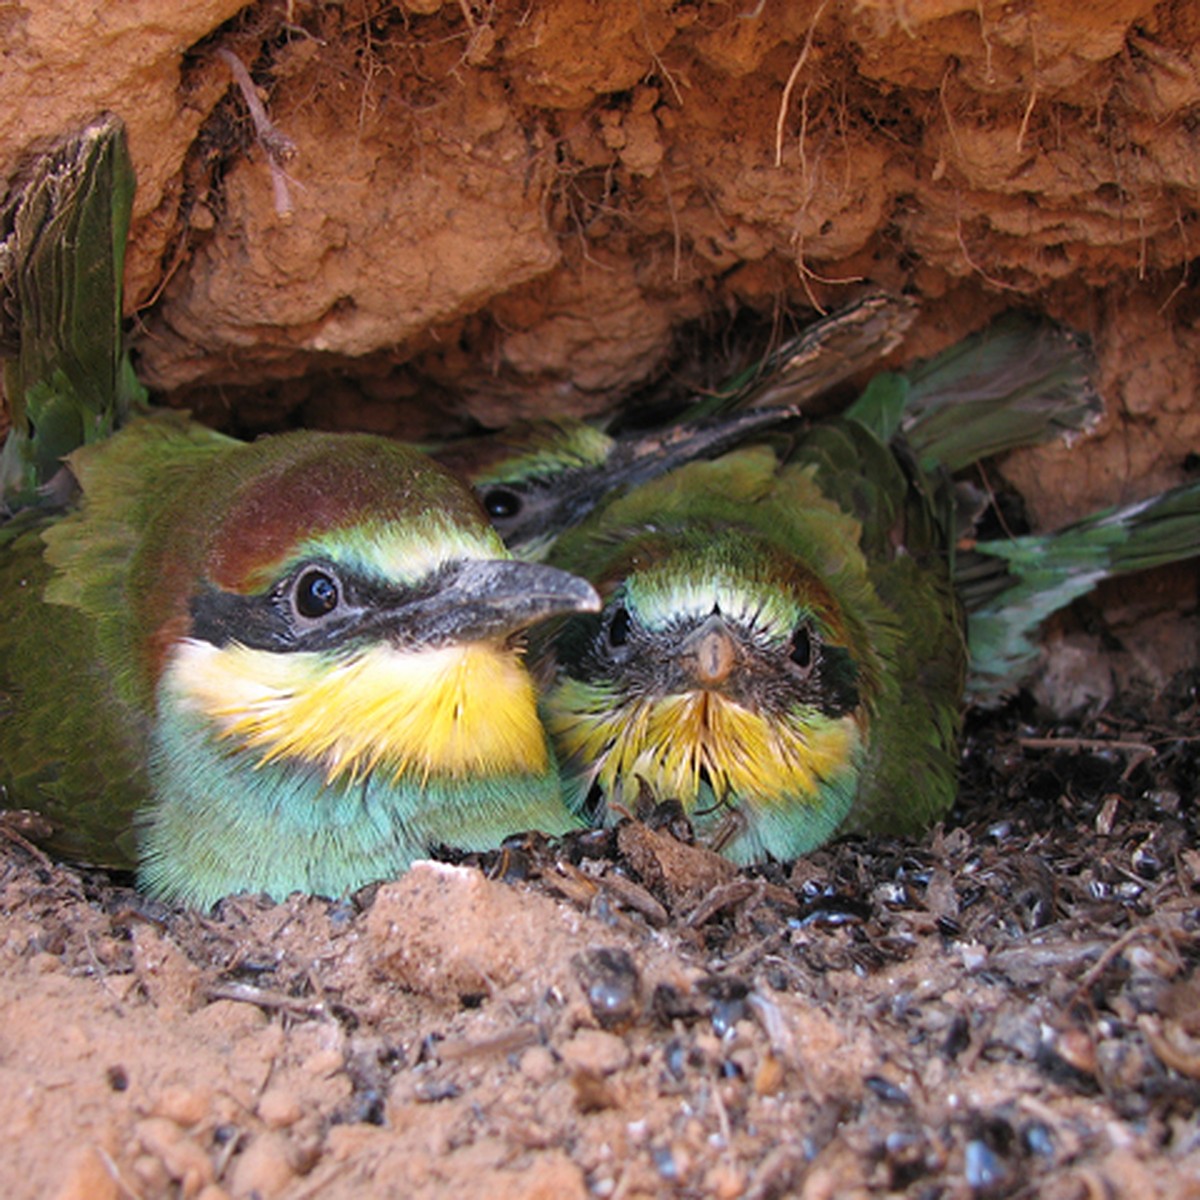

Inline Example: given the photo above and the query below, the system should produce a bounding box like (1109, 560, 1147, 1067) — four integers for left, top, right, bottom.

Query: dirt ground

(3, 2, 1200, 1197)
(3, 676, 1200, 1200)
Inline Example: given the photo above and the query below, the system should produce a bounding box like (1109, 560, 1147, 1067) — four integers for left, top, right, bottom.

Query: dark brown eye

(789, 625, 813, 669)
(483, 487, 522, 519)
(607, 605, 632, 648)
(295, 569, 339, 618)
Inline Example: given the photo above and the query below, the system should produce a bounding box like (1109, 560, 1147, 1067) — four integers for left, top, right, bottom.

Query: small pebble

(704, 1161, 747, 1199)
(257, 1088, 303, 1130)
(135, 1116, 214, 1192)
(964, 1138, 1007, 1194)
(572, 946, 642, 1029)
(518, 1045, 557, 1085)
(228, 1131, 297, 1199)
(153, 1084, 212, 1128)
(131, 1153, 172, 1195)
(188, 999, 268, 1038)
(653, 1144, 681, 1181)
(300, 1047, 345, 1077)
(754, 1050, 785, 1096)
(558, 1029, 631, 1076)
(1021, 1121, 1055, 1158)
(960, 943, 988, 971)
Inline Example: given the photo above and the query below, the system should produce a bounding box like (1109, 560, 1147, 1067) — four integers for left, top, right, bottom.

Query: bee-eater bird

(436, 407, 805, 561)
(534, 426, 966, 862)
(439, 285, 920, 559)
(442, 303, 1102, 562)
(531, 343, 1200, 863)
(0, 117, 599, 908)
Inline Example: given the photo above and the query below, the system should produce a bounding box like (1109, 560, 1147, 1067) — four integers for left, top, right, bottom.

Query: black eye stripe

(191, 561, 427, 653)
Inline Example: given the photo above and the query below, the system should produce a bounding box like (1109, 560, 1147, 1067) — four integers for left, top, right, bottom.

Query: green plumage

(1, 117, 600, 907)
(538, 421, 965, 855)
(433, 293, 921, 559)
(0, 114, 145, 507)
(960, 483, 1200, 701)
(528, 316, 1199, 860)
(847, 312, 1101, 471)
(1, 509, 148, 867)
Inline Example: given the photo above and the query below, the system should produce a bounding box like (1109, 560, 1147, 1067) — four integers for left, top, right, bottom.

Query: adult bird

(440, 300, 1103, 563)
(436, 292, 921, 559)
(0, 117, 599, 907)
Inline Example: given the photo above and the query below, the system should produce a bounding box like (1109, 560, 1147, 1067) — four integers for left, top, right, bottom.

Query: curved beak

(479, 406, 803, 555)
(396, 559, 600, 646)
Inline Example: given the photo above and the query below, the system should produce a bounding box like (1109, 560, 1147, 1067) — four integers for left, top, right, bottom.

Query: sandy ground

(2, 675, 1199, 1200)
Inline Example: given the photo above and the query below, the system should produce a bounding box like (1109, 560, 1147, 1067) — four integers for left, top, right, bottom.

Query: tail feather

(848, 312, 1102, 473)
(961, 479, 1200, 701)
(1, 114, 145, 510)
(684, 291, 918, 421)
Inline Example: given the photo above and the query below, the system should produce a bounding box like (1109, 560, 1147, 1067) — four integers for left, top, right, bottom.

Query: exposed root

(217, 47, 298, 221)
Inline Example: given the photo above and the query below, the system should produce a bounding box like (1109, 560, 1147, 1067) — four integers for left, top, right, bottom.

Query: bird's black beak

(482, 406, 804, 554)
(602, 406, 803, 491)
(396, 559, 601, 646)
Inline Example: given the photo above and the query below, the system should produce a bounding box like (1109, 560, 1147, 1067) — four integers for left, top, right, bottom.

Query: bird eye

(482, 487, 522, 520)
(294, 568, 340, 619)
(604, 609, 633, 648)
(607, 604, 632, 648)
(789, 624, 813, 669)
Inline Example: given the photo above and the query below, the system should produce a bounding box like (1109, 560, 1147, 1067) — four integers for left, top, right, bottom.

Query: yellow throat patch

(167, 639, 549, 783)
(548, 682, 860, 811)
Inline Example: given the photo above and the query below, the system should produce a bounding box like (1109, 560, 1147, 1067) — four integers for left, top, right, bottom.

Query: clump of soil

(4, 1, 1200, 522)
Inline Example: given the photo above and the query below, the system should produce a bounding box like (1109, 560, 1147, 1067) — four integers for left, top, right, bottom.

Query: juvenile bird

(437, 292, 922, 559)
(532, 338, 1200, 861)
(0, 117, 599, 907)
(536, 424, 964, 860)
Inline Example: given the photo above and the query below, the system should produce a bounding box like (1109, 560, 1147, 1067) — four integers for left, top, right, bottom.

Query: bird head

(436, 409, 801, 559)
(540, 521, 878, 861)
(139, 430, 601, 789)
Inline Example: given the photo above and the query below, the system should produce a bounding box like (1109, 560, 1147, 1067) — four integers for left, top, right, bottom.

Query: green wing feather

(0, 513, 146, 867)
(0, 115, 160, 863)
(783, 421, 965, 835)
(1, 114, 146, 508)
(960, 479, 1200, 702)
(846, 312, 1101, 472)
(0, 415, 236, 866)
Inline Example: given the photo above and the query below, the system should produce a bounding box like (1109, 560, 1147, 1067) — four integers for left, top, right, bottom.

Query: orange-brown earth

(1, 2, 1199, 1196)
